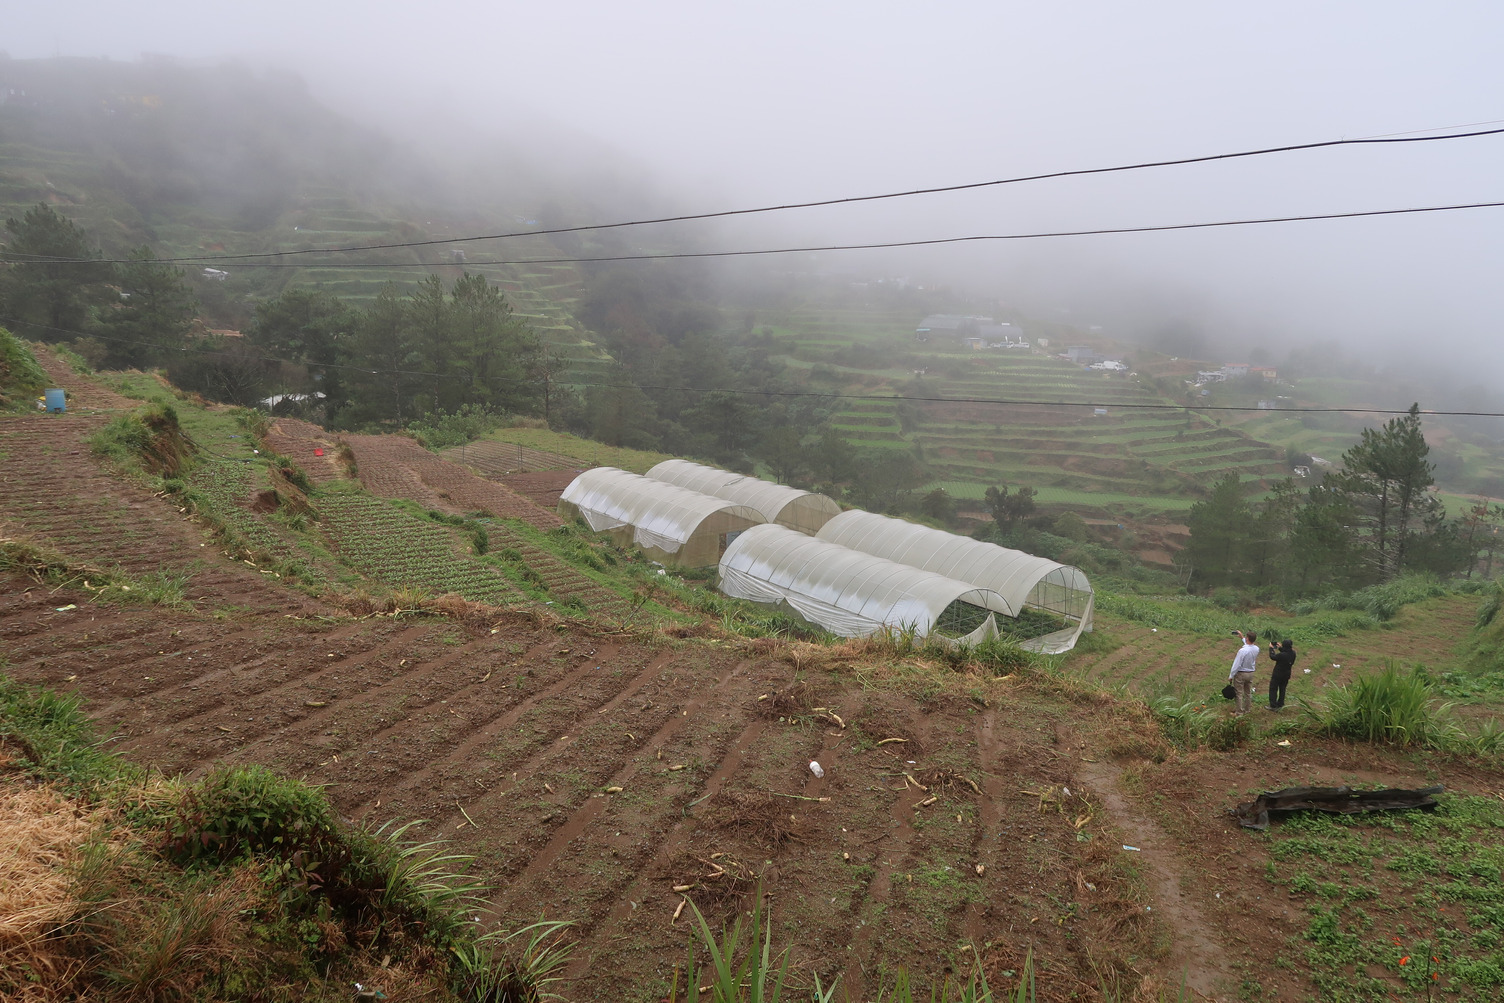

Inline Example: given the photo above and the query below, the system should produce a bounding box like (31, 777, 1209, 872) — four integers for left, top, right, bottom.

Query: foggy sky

(7, 1, 1504, 380)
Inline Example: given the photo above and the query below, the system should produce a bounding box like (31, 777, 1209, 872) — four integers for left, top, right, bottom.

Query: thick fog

(8, 1, 1504, 380)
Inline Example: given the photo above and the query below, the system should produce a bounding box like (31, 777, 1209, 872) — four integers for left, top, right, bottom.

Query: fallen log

(1232, 784, 1444, 831)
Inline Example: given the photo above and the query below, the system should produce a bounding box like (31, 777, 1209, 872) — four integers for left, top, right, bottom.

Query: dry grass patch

(0, 781, 105, 998)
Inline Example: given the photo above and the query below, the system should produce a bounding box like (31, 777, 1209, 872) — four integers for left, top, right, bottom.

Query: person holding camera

(1227, 630, 1259, 715)
(1267, 639, 1297, 710)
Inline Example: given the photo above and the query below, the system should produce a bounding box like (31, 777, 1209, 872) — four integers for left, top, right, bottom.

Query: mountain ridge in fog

(0, 54, 674, 259)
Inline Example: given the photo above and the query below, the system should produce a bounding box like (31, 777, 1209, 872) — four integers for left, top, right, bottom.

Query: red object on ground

(314, 448, 324, 456)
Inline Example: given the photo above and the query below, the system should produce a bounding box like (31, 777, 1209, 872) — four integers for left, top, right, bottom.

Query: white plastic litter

(1122, 845, 1140, 851)
(809, 761, 824, 778)
(1062, 786, 1071, 797)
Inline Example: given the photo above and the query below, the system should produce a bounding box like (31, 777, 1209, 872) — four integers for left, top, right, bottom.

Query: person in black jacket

(1267, 639, 1297, 710)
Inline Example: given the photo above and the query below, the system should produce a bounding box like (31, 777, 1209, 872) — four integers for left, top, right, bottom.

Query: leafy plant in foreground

(1301, 662, 1455, 748)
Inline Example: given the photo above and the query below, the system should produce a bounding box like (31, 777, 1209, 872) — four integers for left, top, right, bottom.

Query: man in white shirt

(1228, 631, 1259, 715)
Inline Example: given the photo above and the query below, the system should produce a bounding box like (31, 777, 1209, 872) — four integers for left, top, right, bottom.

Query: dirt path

(26, 345, 135, 412)
(1075, 758, 1234, 1000)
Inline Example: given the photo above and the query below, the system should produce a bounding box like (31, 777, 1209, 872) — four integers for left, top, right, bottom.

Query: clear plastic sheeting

(815, 510, 1094, 653)
(718, 524, 1008, 645)
(558, 467, 765, 567)
(646, 459, 841, 534)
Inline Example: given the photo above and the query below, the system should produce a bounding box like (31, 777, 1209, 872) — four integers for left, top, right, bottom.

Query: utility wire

(14, 199, 1504, 271)
(6, 125, 1504, 266)
(76, 198, 1502, 270)
(10, 317, 1503, 419)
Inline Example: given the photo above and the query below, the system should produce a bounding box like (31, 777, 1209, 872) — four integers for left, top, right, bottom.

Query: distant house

(964, 337, 986, 351)
(915, 315, 1021, 343)
(1221, 363, 1250, 378)
(1251, 365, 1278, 381)
(1088, 359, 1127, 372)
(977, 321, 1022, 342)
(201, 267, 229, 281)
(1093, 407, 1109, 416)
(1293, 465, 1311, 478)
(915, 315, 970, 341)
(1066, 345, 1100, 364)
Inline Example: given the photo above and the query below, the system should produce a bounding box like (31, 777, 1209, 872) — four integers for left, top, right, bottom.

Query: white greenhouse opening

(646, 459, 841, 534)
(718, 524, 1011, 645)
(816, 510, 1094, 654)
(558, 467, 765, 567)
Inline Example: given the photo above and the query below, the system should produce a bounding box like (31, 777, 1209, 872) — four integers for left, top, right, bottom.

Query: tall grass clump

(1150, 690, 1249, 752)
(1476, 580, 1504, 630)
(0, 676, 122, 787)
(972, 635, 1035, 676)
(672, 892, 1016, 1001)
(1302, 662, 1454, 747)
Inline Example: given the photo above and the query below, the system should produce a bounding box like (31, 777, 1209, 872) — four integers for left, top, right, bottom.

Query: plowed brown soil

(441, 438, 584, 474)
(1, 575, 1179, 1000)
(343, 433, 561, 530)
(497, 469, 580, 510)
(265, 417, 348, 483)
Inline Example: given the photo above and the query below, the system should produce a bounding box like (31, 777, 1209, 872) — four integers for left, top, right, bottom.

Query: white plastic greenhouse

(645, 459, 841, 534)
(557, 467, 765, 567)
(816, 510, 1094, 653)
(718, 524, 1011, 644)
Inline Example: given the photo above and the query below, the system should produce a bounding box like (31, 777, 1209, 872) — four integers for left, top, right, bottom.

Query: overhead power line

(5, 124, 1504, 267)
(9, 317, 1503, 419)
(108, 199, 1504, 270)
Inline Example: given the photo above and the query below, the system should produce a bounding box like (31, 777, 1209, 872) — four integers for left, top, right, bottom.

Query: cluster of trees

(0, 204, 552, 427)
(1183, 405, 1500, 593)
(183, 276, 551, 428)
(0, 204, 198, 369)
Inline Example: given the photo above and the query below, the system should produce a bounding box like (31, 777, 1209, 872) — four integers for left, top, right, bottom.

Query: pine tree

(1182, 472, 1252, 588)
(1328, 404, 1442, 580)
(0, 204, 113, 339)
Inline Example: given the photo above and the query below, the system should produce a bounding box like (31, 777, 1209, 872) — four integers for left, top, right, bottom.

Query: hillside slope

(7, 356, 1504, 1001)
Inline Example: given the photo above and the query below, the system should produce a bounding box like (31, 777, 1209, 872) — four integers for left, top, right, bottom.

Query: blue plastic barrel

(44, 388, 66, 412)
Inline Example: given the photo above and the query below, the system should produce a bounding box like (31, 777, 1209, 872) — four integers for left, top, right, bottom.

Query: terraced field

(766, 305, 1294, 515)
(0, 415, 320, 618)
(344, 433, 561, 530)
(255, 422, 642, 620)
(440, 438, 585, 475)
